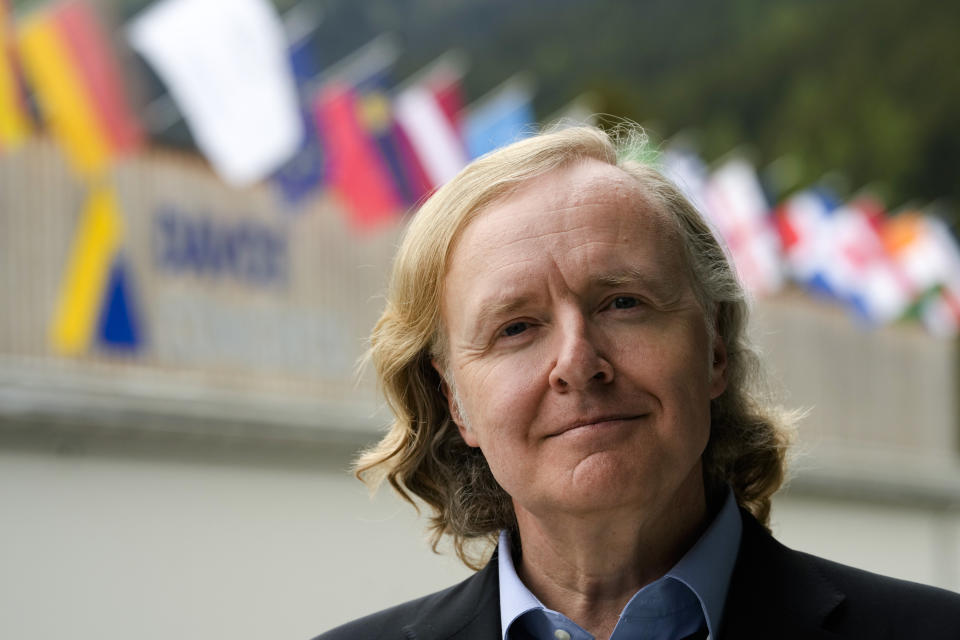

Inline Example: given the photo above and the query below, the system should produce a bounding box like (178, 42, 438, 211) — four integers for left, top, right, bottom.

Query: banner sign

(0, 140, 399, 435)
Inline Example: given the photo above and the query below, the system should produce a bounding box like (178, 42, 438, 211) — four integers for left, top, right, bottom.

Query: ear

(709, 331, 728, 399)
(431, 359, 480, 448)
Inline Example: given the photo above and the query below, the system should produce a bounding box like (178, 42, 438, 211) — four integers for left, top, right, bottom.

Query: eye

(609, 296, 641, 310)
(502, 321, 530, 337)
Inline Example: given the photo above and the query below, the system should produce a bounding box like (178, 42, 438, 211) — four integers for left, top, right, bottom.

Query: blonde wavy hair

(357, 125, 794, 569)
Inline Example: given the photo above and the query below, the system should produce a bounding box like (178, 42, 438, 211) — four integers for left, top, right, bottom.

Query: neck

(512, 468, 708, 640)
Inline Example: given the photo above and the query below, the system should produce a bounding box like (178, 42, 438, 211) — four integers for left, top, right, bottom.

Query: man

(316, 126, 960, 639)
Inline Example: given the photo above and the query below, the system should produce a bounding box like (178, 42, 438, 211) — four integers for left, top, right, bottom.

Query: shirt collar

(497, 489, 742, 639)
(660, 488, 742, 638)
(498, 530, 543, 638)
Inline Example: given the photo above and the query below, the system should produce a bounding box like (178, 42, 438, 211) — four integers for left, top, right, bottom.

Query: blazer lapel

(404, 553, 502, 640)
(720, 511, 845, 639)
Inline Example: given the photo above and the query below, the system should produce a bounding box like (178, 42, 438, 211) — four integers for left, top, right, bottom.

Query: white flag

(661, 147, 711, 222)
(394, 58, 468, 189)
(703, 158, 784, 296)
(128, 0, 303, 186)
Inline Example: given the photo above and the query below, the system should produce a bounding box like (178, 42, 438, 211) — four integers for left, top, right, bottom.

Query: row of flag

(3, 0, 958, 340)
(1, 0, 539, 230)
(2, 0, 148, 356)
(281, 41, 539, 226)
(661, 149, 960, 338)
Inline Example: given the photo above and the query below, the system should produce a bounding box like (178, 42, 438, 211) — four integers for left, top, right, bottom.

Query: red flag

(430, 66, 465, 134)
(53, 0, 142, 153)
(314, 84, 401, 230)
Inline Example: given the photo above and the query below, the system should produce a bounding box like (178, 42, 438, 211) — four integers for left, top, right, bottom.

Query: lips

(548, 414, 646, 438)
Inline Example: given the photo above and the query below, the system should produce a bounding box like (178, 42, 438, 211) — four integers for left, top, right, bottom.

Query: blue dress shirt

(498, 489, 743, 640)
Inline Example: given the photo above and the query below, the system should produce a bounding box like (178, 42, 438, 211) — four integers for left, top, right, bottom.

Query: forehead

(447, 160, 685, 280)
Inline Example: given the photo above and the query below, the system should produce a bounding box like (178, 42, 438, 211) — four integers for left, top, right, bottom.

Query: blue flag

(463, 78, 535, 160)
(272, 32, 325, 206)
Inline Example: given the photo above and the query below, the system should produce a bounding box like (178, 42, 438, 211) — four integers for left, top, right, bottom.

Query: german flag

(17, 0, 141, 176)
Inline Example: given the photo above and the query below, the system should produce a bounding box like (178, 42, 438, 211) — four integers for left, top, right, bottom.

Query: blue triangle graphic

(96, 255, 143, 351)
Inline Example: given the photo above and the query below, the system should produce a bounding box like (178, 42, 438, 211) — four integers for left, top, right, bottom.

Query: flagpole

(309, 33, 401, 93)
(395, 48, 469, 94)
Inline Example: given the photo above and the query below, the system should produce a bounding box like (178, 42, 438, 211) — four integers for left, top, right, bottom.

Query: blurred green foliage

(373, 0, 958, 213)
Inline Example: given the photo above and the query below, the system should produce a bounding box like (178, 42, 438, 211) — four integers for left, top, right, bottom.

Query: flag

(357, 85, 424, 207)
(774, 188, 841, 298)
(884, 213, 960, 335)
(394, 55, 468, 190)
(271, 108, 324, 206)
(392, 121, 433, 205)
(463, 75, 536, 160)
(884, 213, 960, 296)
(354, 64, 431, 208)
(271, 29, 325, 205)
(779, 198, 957, 330)
(919, 287, 960, 338)
(309, 36, 423, 221)
(314, 83, 401, 229)
(431, 63, 466, 130)
(17, 0, 142, 175)
(823, 197, 913, 325)
(321, 36, 432, 208)
(661, 145, 712, 223)
(0, 0, 31, 149)
(703, 157, 783, 296)
(128, 0, 303, 186)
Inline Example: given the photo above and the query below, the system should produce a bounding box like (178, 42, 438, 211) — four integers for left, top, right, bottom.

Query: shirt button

(553, 630, 571, 640)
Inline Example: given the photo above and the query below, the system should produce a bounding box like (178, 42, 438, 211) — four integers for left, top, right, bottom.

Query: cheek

(463, 353, 549, 427)
(645, 341, 714, 439)
(678, 378, 715, 456)
(457, 361, 549, 484)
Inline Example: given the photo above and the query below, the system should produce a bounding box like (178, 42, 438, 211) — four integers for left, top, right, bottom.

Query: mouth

(548, 414, 647, 438)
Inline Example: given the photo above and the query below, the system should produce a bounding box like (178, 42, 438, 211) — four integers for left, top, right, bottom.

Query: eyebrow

(470, 294, 537, 339)
(590, 266, 679, 300)
(592, 267, 650, 288)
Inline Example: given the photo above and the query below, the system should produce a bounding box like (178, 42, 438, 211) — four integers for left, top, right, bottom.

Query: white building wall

(773, 494, 960, 592)
(2, 432, 958, 640)
(0, 436, 471, 640)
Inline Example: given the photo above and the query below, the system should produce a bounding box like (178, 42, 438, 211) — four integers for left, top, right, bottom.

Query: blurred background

(1, 0, 959, 638)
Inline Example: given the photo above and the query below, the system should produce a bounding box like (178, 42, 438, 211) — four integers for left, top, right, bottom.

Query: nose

(548, 315, 614, 391)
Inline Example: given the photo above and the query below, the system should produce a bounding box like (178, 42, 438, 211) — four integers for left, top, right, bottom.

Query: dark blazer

(315, 511, 960, 639)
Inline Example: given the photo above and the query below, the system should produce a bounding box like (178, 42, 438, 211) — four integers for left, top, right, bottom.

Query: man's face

(436, 160, 727, 522)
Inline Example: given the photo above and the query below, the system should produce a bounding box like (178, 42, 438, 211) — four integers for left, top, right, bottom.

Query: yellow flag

(0, 2, 31, 148)
(18, 10, 110, 175)
(50, 185, 123, 355)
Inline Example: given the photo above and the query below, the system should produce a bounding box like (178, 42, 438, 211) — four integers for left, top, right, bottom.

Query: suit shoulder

(729, 511, 960, 638)
(311, 594, 428, 640)
(311, 562, 499, 640)
(802, 550, 960, 605)
(799, 550, 960, 634)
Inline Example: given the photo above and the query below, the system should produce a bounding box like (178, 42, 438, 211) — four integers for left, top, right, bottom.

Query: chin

(547, 462, 664, 514)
